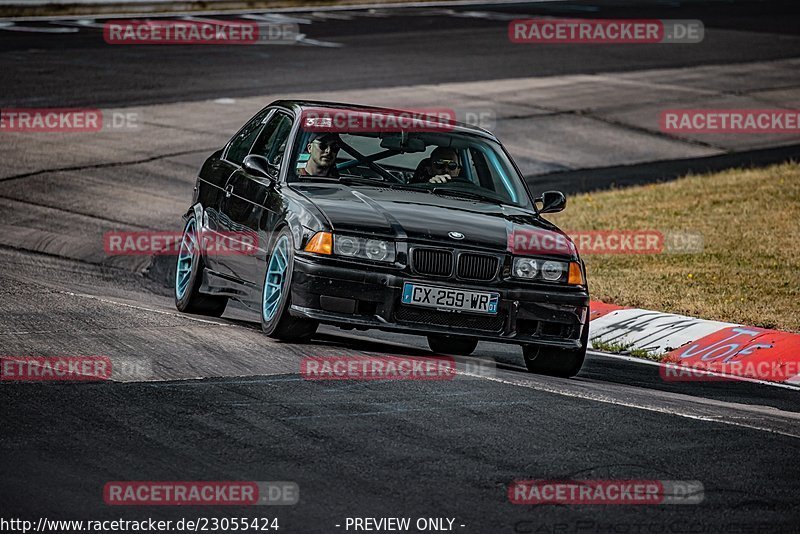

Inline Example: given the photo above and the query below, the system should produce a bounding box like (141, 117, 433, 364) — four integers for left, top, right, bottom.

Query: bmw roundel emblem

(448, 231, 465, 240)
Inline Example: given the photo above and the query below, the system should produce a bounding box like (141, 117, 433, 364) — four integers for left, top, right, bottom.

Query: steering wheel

(429, 175, 473, 185)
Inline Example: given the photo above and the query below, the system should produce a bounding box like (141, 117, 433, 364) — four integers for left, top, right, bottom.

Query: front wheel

(522, 324, 588, 378)
(522, 345, 585, 377)
(174, 216, 228, 317)
(260, 227, 318, 342)
(427, 334, 479, 356)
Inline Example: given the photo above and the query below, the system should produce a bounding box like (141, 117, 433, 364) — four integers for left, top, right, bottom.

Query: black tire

(427, 334, 479, 356)
(260, 227, 318, 342)
(174, 216, 228, 317)
(522, 324, 588, 378)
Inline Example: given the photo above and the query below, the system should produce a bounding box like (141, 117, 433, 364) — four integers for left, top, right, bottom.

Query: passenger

(299, 132, 341, 177)
(411, 147, 462, 184)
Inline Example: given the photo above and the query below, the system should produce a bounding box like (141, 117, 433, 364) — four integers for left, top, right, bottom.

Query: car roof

(270, 99, 499, 141)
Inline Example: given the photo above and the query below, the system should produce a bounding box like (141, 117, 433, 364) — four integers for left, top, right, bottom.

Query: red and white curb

(588, 302, 800, 385)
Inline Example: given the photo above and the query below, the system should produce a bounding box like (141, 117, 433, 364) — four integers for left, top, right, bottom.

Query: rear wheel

(174, 216, 228, 317)
(427, 334, 479, 356)
(522, 324, 588, 378)
(260, 227, 318, 341)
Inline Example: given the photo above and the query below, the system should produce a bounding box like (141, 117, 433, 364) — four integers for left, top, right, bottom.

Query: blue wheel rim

(263, 235, 290, 322)
(175, 218, 198, 299)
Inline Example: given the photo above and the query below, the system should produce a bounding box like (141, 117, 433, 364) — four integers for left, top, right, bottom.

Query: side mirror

(243, 154, 278, 182)
(535, 190, 567, 214)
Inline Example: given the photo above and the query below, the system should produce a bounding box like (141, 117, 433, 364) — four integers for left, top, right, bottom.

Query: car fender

(282, 193, 330, 252)
(186, 202, 204, 226)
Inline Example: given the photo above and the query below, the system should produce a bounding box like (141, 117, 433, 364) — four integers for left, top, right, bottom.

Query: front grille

(457, 253, 499, 281)
(395, 306, 504, 332)
(412, 248, 452, 276)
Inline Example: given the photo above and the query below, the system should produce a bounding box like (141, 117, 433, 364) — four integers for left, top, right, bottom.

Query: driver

(299, 132, 341, 177)
(411, 147, 462, 184)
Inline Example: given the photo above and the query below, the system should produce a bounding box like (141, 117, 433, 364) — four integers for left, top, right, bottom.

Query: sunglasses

(313, 140, 341, 152)
(432, 159, 460, 171)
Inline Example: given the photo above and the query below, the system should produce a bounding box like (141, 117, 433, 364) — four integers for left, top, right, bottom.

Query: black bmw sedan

(175, 100, 589, 377)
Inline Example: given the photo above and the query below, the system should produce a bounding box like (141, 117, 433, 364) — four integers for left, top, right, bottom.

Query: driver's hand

(428, 174, 452, 184)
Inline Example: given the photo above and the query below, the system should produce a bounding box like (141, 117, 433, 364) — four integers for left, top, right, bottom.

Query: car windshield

(289, 125, 533, 209)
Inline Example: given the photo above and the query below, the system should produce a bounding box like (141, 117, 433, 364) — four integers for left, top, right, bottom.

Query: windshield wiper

(338, 176, 389, 186)
(338, 176, 426, 191)
(431, 187, 502, 204)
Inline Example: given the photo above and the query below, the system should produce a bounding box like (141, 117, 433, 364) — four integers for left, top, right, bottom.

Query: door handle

(224, 184, 234, 198)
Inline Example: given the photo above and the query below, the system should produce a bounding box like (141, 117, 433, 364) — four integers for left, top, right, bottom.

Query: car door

(217, 111, 294, 299)
(202, 107, 273, 276)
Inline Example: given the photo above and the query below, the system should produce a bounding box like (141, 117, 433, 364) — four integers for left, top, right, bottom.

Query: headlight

(334, 236, 359, 256)
(513, 257, 538, 279)
(512, 257, 578, 284)
(333, 235, 395, 263)
(365, 239, 389, 261)
(541, 260, 567, 281)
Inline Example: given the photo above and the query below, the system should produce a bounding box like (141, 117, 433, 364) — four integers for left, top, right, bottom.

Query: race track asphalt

(2, 1, 800, 531)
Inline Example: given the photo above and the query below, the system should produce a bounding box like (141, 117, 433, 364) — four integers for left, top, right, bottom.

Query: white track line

(56, 289, 233, 326)
(53, 18, 109, 28)
(457, 366, 800, 440)
(240, 13, 312, 24)
(0, 21, 78, 31)
(590, 350, 800, 392)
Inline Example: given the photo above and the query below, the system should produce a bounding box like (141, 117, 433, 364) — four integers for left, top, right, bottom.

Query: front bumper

(290, 255, 589, 349)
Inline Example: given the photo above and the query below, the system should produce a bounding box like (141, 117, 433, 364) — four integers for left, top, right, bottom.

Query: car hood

(292, 183, 578, 258)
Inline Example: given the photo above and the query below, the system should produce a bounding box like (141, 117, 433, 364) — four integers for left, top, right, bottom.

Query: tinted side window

(226, 109, 272, 165)
(251, 113, 294, 167)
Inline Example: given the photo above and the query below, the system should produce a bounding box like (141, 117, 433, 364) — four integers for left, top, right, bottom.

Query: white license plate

(401, 282, 499, 315)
